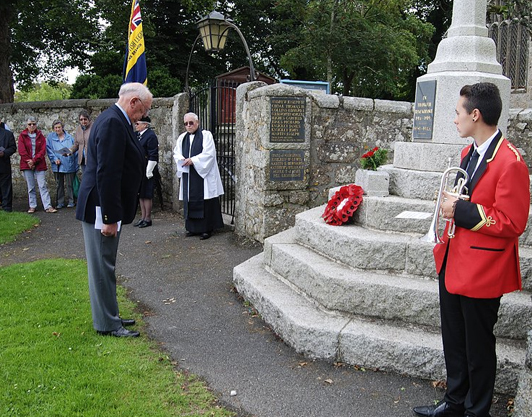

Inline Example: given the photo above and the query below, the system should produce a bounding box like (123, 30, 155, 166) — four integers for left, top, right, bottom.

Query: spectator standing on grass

(18, 117, 57, 214)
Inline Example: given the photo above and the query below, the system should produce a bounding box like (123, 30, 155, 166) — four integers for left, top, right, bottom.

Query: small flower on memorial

(360, 146, 388, 171)
(322, 184, 364, 226)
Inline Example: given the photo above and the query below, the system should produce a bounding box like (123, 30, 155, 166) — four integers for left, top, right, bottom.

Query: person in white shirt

(173, 112, 224, 240)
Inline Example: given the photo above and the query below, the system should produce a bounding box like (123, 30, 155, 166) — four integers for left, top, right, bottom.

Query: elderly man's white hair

(118, 82, 153, 101)
(184, 112, 199, 121)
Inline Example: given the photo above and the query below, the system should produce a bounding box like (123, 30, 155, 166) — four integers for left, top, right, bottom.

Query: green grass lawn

(0, 259, 234, 417)
(0, 211, 40, 245)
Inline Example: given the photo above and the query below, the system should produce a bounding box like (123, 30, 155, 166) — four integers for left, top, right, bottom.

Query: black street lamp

(185, 10, 257, 91)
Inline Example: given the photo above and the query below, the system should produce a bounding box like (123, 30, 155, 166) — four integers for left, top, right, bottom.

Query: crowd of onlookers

(0, 111, 92, 213)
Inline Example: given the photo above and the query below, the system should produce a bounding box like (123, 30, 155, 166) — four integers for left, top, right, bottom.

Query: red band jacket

(434, 131, 530, 298)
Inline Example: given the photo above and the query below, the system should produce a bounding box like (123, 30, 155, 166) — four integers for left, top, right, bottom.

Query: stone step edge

(267, 239, 532, 340)
(294, 206, 532, 290)
(233, 253, 524, 395)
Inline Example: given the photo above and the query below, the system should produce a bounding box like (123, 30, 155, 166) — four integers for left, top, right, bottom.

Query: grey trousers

(82, 221, 123, 332)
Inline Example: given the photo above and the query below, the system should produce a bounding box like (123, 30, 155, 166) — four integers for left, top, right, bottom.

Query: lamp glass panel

(198, 23, 212, 51)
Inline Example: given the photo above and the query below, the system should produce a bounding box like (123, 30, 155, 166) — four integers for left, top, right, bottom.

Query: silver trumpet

(421, 167, 470, 244)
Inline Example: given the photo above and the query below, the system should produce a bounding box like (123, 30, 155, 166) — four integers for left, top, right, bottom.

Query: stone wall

(234, 83, 532, 242)
(0, 95, 189, 210)
(1, 89, 530, 242)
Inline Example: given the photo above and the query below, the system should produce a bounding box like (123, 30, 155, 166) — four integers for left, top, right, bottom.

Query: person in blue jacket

(46, 120, 78, 208)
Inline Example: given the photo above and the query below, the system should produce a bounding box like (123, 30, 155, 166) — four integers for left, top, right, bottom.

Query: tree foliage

(0, 0, 99, 103)
(14, 82, 72, 102)
(275, 0, 434, 100)
(2, 0, 469, 102)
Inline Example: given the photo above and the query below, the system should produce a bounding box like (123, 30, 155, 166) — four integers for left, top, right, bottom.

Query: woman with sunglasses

(18, 117, 57, 213)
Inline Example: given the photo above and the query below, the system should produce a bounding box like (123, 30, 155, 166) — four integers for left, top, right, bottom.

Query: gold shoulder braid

(507, 143, 521, 161)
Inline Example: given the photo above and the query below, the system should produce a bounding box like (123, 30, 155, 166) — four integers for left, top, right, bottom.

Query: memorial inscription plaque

(269, 150, 305, 182)
(270, 97, 306, 143)
(413, 80, 437, 141)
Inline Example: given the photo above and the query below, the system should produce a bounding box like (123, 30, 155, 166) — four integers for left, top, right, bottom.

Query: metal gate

(189, 79, 239, 223)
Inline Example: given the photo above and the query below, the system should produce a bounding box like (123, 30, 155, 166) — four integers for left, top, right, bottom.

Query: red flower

(322, 184, 364, 226)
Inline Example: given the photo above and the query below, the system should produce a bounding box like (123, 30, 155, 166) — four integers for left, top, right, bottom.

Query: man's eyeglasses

(27, 123, 36, 126)
(137, 97, 149, 116)
(184, 121, 195, 126)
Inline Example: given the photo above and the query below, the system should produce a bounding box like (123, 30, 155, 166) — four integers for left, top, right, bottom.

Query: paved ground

(1, 199, 512, 417)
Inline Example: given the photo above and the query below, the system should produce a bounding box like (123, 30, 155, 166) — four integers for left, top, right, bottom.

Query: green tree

(276, 0, 434, 100)
(71, 0, 219, 97)
(14, 82, 72, 102)
(0, 0, 99, 103)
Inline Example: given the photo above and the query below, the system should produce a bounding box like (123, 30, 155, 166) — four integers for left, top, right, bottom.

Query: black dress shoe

(133, 219, 144, 227)
(185, 231, 197, 237)
(413, 401, 464, 417)
(97, 326, 139, 338)
(138, 220, 152, 228)
(121, 318, 136, 327)
(200, 232, 211, 240)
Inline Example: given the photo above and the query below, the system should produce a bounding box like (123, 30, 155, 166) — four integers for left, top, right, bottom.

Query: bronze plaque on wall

(413, 80, 437, 141)
(270, 97, 306, 143)
(270, 150, 305, 181)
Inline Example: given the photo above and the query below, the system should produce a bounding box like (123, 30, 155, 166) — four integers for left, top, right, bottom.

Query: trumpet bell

(420, 229, 444, 244)
(420, 166, 469, 245)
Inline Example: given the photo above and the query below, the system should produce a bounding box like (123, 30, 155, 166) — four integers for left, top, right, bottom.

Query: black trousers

(439, 265, 501, 417)
(0, 172, 13, 211)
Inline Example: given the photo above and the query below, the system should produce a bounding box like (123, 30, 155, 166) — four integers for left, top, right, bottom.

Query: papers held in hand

(177, 159, 189, 173)
(58, 147, 71, 156)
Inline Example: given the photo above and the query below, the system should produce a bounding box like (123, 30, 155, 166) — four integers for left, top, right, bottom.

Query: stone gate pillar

(234, 83, 312, 243)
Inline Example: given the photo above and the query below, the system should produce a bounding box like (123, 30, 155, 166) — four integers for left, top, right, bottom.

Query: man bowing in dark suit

(76, 82, 153, 338)
(413, 83, 530, 417)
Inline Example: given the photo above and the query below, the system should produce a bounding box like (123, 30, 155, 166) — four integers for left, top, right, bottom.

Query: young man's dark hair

(459, 82, 502, 126)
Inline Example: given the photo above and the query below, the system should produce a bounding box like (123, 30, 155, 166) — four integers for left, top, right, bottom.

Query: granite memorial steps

(294, 206, 532, 291)
(265, 230, 532, 340)
(346, 193, 532, 244)
(233, 254, 524, 395)
(384, 165, 532, 203)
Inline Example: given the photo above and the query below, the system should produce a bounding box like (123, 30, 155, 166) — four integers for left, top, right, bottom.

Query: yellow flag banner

(123, 0, 147, 85)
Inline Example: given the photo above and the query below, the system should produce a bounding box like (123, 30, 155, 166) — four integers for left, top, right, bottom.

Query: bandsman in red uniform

(414, 83, 530, 417)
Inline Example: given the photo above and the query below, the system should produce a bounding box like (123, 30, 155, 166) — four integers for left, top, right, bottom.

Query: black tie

(466, 150, 479, 184)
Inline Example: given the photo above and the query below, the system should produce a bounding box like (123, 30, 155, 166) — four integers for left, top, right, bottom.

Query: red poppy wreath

(322, 184, 364, 226)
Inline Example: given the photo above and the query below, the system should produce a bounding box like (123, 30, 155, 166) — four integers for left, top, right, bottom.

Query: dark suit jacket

(0, 128, 17, 174)
(76, 104, 144, 225)
(139, 128, 159, 163)
(434, 131, 530, 298)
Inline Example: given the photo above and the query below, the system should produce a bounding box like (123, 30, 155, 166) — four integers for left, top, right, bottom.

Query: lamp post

(185, 10, 257, 91)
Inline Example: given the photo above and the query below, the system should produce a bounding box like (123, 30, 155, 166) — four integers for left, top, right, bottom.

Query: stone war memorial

(233, 0, 532, 415)
(1, 0, 531, 414)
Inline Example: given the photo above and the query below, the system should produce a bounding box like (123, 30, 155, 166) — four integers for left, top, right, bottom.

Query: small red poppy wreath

(322, 184, 364, 226)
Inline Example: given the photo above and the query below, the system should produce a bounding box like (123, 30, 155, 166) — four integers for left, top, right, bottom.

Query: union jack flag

(123, 0, 147, 85)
